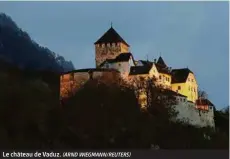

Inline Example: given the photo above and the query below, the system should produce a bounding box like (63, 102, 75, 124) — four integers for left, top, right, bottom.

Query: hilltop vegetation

(0, 13, 228, 149)
(0, 67, 228, 149)
(0, 13, 74, 72)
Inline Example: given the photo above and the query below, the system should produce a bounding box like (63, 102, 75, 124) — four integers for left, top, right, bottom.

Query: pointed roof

(155, 56, 171, 75)
(157, 56, 167, 67)
(94, 27, 129, 47)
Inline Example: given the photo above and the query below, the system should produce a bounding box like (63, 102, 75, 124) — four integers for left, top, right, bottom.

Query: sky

(0, 2, 229, 109)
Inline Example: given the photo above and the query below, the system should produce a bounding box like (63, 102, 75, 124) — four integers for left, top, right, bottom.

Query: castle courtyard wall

(173, 103, 215, 128)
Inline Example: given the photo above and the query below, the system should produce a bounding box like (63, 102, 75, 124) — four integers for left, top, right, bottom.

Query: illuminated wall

(171, 73, 198, 103)
(95, 42, 129, 67)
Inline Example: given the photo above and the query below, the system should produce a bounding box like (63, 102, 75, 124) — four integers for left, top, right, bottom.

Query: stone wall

(173, 102, 215, 128)
(95, 42, 129, 67)
(60, 69, 121, 99)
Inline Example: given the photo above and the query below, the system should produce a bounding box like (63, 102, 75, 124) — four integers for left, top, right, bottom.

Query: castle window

(178, 86, 181, 90)
(159, 75, 161, 79)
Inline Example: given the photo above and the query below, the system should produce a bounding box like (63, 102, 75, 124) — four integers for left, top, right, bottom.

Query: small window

(159, 75, 161, 79)
(178, 86, 181, 90)
(188, 86, 190, 91)
(192, 79, 194, 82)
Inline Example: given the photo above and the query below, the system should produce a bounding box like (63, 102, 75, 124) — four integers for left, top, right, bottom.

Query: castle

(60, 26, 215, 128)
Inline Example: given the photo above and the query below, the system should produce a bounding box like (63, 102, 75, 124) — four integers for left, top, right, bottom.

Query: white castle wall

(173, 101, 215, 128)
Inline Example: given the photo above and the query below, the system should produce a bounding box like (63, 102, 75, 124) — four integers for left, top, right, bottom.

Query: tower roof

(157, 56, 167, 67)
(94, 27, 129, 47)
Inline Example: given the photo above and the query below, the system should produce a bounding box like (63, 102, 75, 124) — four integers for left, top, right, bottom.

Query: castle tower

(94, 26, 130, 68)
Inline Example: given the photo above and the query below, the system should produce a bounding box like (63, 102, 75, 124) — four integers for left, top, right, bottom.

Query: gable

(129, 57, 135, 66)
(149, 64, 159, 77)
(186, 73, 197, 84)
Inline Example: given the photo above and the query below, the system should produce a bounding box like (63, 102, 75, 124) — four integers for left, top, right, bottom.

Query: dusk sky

(0, 2, 228, 109)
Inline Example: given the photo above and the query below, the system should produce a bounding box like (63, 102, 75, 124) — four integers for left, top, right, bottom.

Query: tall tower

(94, 26, 130, 68)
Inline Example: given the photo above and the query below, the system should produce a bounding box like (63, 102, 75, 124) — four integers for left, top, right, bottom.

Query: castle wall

(171, 73, 198, 103)
(102, 61, 131, 77)
(173, 102, 215, 128)
(157, 73, 171, 89)
(95, 42, 129, 67)
(60, 72, 90, 99)
(60, 70, 121, 99)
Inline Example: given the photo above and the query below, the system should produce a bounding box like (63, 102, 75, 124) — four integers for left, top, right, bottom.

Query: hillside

(0, 13, 74, 72)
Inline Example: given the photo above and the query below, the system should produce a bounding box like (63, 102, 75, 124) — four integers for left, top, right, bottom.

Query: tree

(198, 89, 208, 99)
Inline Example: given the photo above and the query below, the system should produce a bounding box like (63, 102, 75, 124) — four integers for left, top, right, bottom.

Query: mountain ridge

(0, 12, 75, 72)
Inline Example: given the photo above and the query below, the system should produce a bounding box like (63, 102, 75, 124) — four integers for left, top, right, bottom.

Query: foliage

(0, 67, 228, 149)
(0, 13, 75, 72)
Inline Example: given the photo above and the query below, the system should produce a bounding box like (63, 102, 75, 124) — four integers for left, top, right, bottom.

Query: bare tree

(198, 89, 208, 99)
